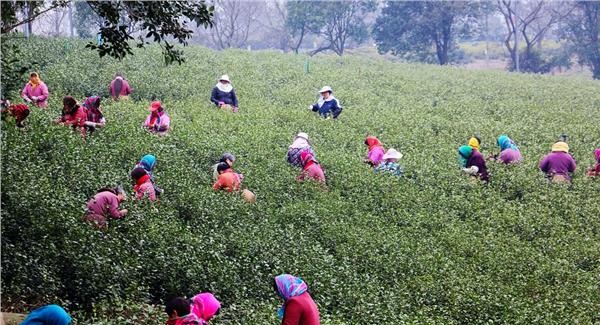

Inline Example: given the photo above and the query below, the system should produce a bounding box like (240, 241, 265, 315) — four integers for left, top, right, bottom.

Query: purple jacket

(467, 150, 489, 182)
(539, 152, 576, 180)
(86, 191, 125, 218)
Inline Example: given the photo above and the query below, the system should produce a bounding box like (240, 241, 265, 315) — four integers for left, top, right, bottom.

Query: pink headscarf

(190, 293, 221, 321)
(595, 148, 600, 163)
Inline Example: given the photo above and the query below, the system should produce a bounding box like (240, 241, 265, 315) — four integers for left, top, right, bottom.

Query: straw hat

(318, 86, 332, 93)
(219, 74, 230, 83)
(551, 141, 569, 153)
(383, 148, 403, 160)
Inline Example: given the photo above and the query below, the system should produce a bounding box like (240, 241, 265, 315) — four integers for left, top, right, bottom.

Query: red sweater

(281, 292, 320, 325)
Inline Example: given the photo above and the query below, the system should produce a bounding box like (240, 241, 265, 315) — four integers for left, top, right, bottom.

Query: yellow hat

(468, 137, 480, 151)
(551, 141, 569, 153)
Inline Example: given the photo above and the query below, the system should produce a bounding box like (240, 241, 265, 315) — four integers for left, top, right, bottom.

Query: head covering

(318, 86, 332, 94)
(83, 96, 101, 110)
(296, 132, 309, 141)
(468, 137, 480, 151)
(20, 304, 72, 325)
(220, 152, 236, 163)
(458, 145, 473, 167)
(300, 150, 317, 166)
(382, 148, 402, 160)
(290, 133, 310, 149)
(595, 148, 600, 163)
(190, 292, 221, 321)
(150, 101, 162, 112)
(274, 274, 308, 319)
(139, 154, 157, 171)
(216, 75, 233, 92)
(29, 72, 41, 89)
(219, 74, 230, 83)
(497, 135, 518, 151)
(551, 141, 569, 153)
(131, 167, 147, 180)
(365, 136, 383, 151)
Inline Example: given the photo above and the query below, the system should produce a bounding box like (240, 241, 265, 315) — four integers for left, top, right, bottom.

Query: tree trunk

(69, 2, 74, 37)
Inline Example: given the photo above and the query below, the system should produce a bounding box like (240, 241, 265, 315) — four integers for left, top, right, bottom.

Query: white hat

(219, 74, 230, 82)
(296, 132, 309, 141)
(318, 86, 332, 93)
(383, 148, 402, 160)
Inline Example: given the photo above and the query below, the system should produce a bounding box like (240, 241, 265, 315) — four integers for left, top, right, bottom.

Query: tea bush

(2, 37, 599, 324)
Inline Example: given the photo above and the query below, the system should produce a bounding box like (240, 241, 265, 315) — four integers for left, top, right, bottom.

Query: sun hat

(382, 148, 402, 160)
(219, 74, 230, 83)
(551, 141, 569, 153)
(318, 86, 332, 94)
(149, 101, 162, 112)
(296, 132, 309, 141)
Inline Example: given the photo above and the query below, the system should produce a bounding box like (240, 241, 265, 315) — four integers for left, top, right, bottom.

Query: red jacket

(281, 292, 320, 325)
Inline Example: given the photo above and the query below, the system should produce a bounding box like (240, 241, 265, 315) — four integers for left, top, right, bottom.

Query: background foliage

(1, 38, 599, 325)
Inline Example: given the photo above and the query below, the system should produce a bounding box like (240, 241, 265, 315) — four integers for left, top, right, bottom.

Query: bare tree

(209, 0, 259, 49)
(498, 0, 573, 72)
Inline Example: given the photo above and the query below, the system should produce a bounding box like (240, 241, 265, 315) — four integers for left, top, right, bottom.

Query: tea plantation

(2, 38, 599, 324)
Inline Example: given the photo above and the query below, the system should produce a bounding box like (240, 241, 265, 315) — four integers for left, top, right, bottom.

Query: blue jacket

(211, 87, 238, 107)
(311, 98, 342, 118)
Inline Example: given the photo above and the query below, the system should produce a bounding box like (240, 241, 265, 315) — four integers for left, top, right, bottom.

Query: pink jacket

(367, 147, 385, 166)
(143, 113, 170, 134)
(21, 82, 49, 108)
(298, 161, 326, 183)
(135, 179, 157, 201)
(109, 78, 132, 97)
(86, 191, 125, 218)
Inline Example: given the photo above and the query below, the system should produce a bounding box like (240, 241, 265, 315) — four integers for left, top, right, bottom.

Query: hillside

(2, 38, 599, 324)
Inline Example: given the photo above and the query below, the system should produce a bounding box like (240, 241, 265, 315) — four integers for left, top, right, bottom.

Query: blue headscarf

(20, 304, 72, 325)
(139, 154, 157, 171)
(274, 274, 308, 319)
(458, 145, 473, 168)
(497, 135, 518, 151)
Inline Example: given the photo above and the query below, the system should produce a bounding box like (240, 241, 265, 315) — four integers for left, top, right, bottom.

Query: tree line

(1, 0, 599, 79)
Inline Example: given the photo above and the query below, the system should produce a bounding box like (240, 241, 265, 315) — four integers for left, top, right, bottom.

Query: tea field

(1, 38, 599, 324)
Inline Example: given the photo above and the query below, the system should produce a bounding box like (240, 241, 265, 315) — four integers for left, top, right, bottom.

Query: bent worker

(212, 162, 243, 192)
(84, 186, 128, 229)
(375, 148, 404, 176)
(495, 134, 522, 164)
(297, 151, 326, 183)
(586, 148, 600, 177)
(274, 274, 320, 325)
(55, 96, 87, 136)
(20, 304, 72, 325)
(109, 72, 133, 100)
(539, 141, 576, 183)
(82, 95, 106, 131)
(287, 132, 315, 168)
(131, 167, 157, 201)
(458, 145, 489, 182)
(364, 136, 385, 167)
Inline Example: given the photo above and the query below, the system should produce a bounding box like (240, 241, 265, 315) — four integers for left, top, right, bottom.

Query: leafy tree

(373, 1, 481, 65)
(1, 1, 69, 35)
(1, 1, 214, 65)
(285, 1, 321, 54)
(86, 1, 213, 65)
(0, 40, 33, 98)
(561, 1, 599, 79)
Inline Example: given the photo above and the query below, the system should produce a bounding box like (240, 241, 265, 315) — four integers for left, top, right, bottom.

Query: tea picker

(210, 74, 239, 112)
(308, 86, 343, 119)
(539, 139, 576, 184)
